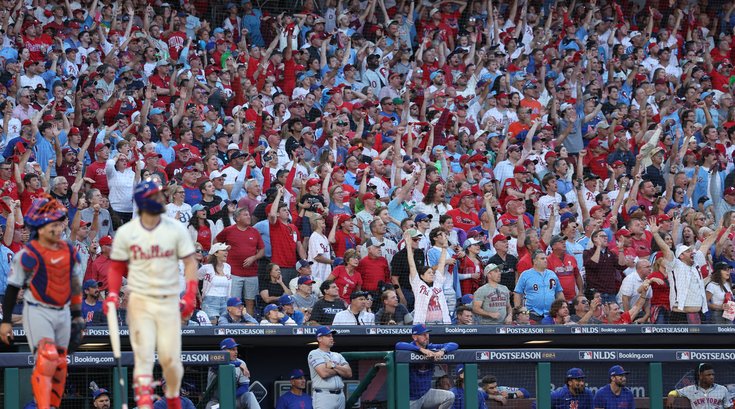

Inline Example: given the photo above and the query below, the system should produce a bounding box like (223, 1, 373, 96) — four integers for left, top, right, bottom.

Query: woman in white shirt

(412, 181, 451, 230)
(706, 262, 734, 324)
(165, 185, 192, 225)
(197, 242, 232, 324)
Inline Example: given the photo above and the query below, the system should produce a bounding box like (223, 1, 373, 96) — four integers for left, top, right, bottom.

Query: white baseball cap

(210, 242, 231, 254)
(675, 244, 692, 258)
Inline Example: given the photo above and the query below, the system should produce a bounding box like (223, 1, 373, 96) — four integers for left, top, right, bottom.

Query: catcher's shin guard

(134, 375, 155, 408)
(50, 347, 68, 408)
(32, 338, 59, 409)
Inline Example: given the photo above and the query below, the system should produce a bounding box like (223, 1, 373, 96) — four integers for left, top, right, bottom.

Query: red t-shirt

(330, 265, 363, 305)
(196, 224, 212, 252)
(584, 153, 609, 180)
(269, 219, 299, 268)
(646, 270, 670, 308)
(20, 187, 45, 215)
(165, 31, 187, 60)
(85, 161, 109, 196)
(333, 229, 360, 258)
(546, 252, 580, 301)
(446, 208, 480, 233)
(215, 225, 264, 277)
(356, 255, 390, 292)
(24, 34, 53, 61)
(603, 310, 632, 324)
(630, 231, 653, 257)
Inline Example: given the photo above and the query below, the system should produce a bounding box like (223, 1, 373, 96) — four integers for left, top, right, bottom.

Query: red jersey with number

(546, 252, 580, 301)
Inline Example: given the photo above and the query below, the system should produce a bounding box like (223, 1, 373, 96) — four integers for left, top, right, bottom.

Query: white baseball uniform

(110, 215, 196, 395)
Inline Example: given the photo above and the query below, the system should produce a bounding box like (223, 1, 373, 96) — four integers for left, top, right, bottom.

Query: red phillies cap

(362, 192, 377, 201)
(305, 178, 320, 189)
(513, 165, 527, 174)
(21, 119, 32, 126)
(94, 143, 110, 152)
(69, 127, 80, 135)
(588, 138, 601, 149)
(589, 205, 604, 215)
(144, 152, 162, 160)
(337, 214, 354, 226)
(205, 66, 220, 76)
(656, 214, 672, 223)
(615, 229, 631, 238)
(99, 236, 113, 246)
(545, 151, 557, 159)
(492, 235, 508, 245)
(612, 160, 624, 168)
(726, 187, 735, 196)
(174, 144, 192, 152)
(458, 190, 476, 200)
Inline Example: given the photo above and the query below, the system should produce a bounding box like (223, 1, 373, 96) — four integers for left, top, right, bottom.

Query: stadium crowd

(0, 0, 734, 330)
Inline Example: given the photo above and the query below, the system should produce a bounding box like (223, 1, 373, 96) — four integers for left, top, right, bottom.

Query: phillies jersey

(110, 215, 196, 297)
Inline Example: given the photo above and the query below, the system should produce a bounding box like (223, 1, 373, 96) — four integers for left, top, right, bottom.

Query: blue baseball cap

(560, 213, 576, 223)
(263, 304, 279, 315)
(226, 297, 244, 307)
(83, 279, 99, 290)
(279, 294, 294, 306)
(316, 326, 337, 338)
(456, 364, 465, 375)
(219, 337, 238, 350)
(609, 365, 630, 376)
(92, 388, 110, 399)
(412, 324, 431, 335)
(149, 108, 164, 116)
(214, 27, 224, 34)
(567, 368, 585, 379)
(414, 213, 432, 223)
(289, 369, 305, 379)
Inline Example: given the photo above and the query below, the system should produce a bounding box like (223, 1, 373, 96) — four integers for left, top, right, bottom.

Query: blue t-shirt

(81, 301, 103, 323)
(0, 244, 13, 295)
(184, 186, 203, 206)
(592, 384, 634, 409)
(275, 391, 313, 409)
(551, 385, 594, 409)
(514, 269, 563, 316)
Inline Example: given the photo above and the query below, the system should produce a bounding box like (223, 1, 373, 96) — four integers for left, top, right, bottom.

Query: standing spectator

(583, 228, 626, 304)
(546, 235, 583, 302)
(80, 189, 113, 239)
(197, 243, 232, 325)
(269, 186, 305, 283)
(395, 324, 458, 409)
(406, 230, 451, 325)
(357, 238, 391, 298)
(105, 151, 135, 229)
(514, 250, 564, 322)
(651, 218, 716, 324)
(308, 326, 352, 409)
(327, 249, 362, 305)
(276, 369, 313, 409)
(706, 262, 734, 324)
(188, 204, 216, 253)
(216, 207, 264, 317)
(311, 280, 346, 325)
(332, 291, 375, 325)
(617, 259, 653, 323)
(472, 264, 512, 325)
(487, 234, 518, 293)
(391, 228, 426, 310)
(593, 366, 635, 409)
(85, 235, 113, 292)
(307, 215, 333, 282)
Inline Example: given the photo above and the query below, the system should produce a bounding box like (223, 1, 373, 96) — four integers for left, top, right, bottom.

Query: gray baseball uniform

(308, 348, 347, 409)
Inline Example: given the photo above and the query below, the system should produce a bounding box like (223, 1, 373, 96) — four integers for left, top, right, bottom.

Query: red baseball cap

(656, 214, 672, 223)
(305, 178, 321, 189)
(589, 205, 604, 215)
(612, 160, 624, 168)
(362, 192, 377, 201)
(726, 187, 735, 196)
(513, 165, 527, 174)
(615, 229, 631, 238)
(458, 190, 476, 200)
(492, 235, 508, 245)
(99, 236, 113, 246)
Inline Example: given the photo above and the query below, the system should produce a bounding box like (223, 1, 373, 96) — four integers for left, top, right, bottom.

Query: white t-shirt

(308, 232, 332, 282)
(166, 202, 193, 225)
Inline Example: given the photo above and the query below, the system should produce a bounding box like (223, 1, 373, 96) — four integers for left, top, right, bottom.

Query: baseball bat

(107, 302, 129, 409)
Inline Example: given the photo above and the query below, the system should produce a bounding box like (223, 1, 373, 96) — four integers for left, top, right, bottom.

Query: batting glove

(179, 280, 198, 318)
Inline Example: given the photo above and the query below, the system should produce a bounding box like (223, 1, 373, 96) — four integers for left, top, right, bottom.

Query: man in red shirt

(268, 186, 305, 283)
(499, 165, 530, 204)
(149, 61, 172, 105)
(356, 238, 391, 297)
(22, 22, 53, 61)
(546, 235, 583, 302)
(446, 190, 480, 233)
(602, 297, 647, 324)
(583, 138, 610, 180)
(332, 214, 361, 258)
(84, 143, 111, 196)
(86, 235, 113, 293)
(165, 144, 194, 180)
(216, 207, 265, 316)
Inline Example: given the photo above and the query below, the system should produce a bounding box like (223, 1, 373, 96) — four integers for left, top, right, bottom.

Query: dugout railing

(0, 351, 236, 409)
(394, 349, 735, 409)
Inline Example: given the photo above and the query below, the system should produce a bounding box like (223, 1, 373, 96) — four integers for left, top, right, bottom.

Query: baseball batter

(104, 180, 198, 409)
(0, 196, 85, 409)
